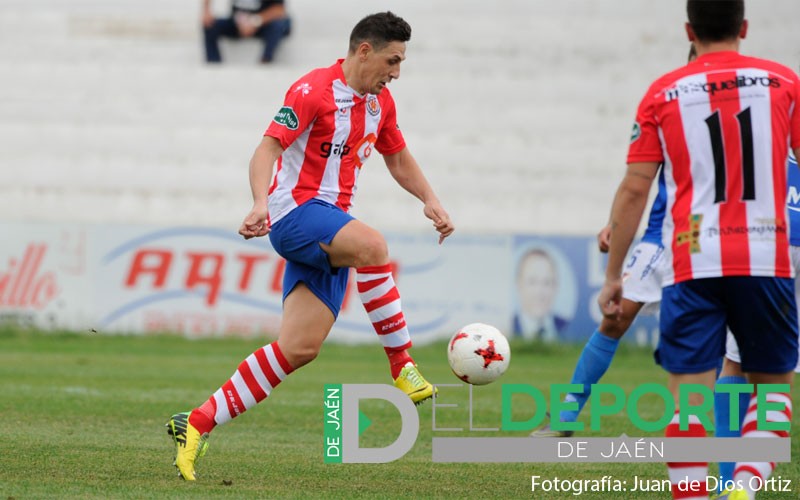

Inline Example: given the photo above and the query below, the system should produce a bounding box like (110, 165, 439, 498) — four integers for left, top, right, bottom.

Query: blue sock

(715, 375, 748, 490)
(558, 330, 619, 423)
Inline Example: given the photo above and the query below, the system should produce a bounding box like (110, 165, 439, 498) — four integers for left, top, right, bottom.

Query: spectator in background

(513, 247, 569, 342)
(202, 0, 291, 64)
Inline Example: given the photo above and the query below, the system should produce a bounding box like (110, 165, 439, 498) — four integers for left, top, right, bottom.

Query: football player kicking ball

(165, 11, 454, 481)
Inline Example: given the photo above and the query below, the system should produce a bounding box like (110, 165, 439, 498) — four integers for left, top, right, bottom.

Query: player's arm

(598, 161, 659, 317)
(239, 135, 284, 239)
(383, 147, 454, 244)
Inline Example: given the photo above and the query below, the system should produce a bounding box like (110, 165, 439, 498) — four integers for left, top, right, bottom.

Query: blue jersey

(641, 167, 667, 245)
(788, 153, 800, 247)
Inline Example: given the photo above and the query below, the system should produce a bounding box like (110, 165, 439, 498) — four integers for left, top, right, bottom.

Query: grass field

(1, 326, 798, 499)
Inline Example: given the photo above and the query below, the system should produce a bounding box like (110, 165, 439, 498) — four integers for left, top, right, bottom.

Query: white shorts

(621, 241, 665, 313)
(725, 246, 800, 372)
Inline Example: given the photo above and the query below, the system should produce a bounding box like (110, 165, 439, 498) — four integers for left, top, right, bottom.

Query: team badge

(630, 122, 641, 143)
(274, 106, 299, 130)
(366, 95, 380, 116)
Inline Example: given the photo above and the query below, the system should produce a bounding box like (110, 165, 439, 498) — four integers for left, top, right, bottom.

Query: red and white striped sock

(665, 412, 708, 499)
(189, 342, 294, 434)
(734, 392, 792, 498)
(356, 264, 413, 379)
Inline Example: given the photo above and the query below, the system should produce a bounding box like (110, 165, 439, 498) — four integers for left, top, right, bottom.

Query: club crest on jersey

(366, 95, 380, 117)
(630, 122, 641, 144)
(274, 106, 299, 130)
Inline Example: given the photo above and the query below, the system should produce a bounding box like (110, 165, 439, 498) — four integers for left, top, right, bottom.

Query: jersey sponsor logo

(675, 214, 703, 254)
(320, 141, 351, 159)
(630, 122, 641, 143)
(293, 83, 312, 96)
(673, 75, 780, 98)
(351, 133, 377, 169)
(273, 106, 299, 130)
(366, 95, 380, 116)
(704, 221, 787, 239)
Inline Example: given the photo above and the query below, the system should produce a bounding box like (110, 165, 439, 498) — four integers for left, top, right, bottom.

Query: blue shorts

(657, 276, 798, 374)
(268, 199, 354, 318)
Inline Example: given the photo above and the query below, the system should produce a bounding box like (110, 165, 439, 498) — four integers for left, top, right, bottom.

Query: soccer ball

(447, 323, 510, 385)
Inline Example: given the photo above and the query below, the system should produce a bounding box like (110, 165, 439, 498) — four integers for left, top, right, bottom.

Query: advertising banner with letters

(0, 221, 659, 346)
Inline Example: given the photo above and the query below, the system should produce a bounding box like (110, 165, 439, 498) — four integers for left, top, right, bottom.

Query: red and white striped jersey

(264, 59, 406, 225)
(628, 51, 800, 285)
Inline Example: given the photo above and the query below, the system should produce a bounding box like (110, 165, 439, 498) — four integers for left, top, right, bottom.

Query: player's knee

(354, 233, 389, 267)
(599, 317, 630, 339)
(282, 342, 321, 369)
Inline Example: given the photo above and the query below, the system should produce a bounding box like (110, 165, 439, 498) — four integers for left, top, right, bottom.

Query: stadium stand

(1, 0, 798, 235)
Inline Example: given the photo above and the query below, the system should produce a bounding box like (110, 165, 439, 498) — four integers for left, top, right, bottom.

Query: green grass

(0, 326, 798, 499)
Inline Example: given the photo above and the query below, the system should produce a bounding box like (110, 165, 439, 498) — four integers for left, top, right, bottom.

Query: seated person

(202, 0, 291, 64)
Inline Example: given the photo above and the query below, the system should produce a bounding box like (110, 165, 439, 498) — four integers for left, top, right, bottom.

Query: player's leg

(168, 278, 337, 481)
(558, 300, 642, 422)
(725, 277, 797, 500)
(665, 370, 717, 500)
(166, 200, 348, 480)
(322, 218, 434, 404)
(714, 334, 747, 490)
(531, 300, 643, 438)
(189, 284, 333, 433)
(658, 278, 728, 500)
(532, 242, 662, 437)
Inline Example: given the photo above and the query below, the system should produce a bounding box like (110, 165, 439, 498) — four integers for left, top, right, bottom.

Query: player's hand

(238, 204, 270, 239)
(597, 277, 623, 320)
(597, 225, 611, 253)
(424, 202, 454, 244)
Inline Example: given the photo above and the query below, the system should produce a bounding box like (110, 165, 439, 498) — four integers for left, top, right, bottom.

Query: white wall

(1, 0, 798, 236)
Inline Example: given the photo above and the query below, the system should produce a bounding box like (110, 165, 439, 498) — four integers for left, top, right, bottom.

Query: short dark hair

(349, 11, 411, 53)
(688, 44, 697, 61)
(687, 0, 744, 42)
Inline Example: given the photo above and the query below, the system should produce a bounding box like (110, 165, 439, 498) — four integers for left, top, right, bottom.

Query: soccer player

(598, 2, 799, 499)
(714, 152, 800, 490)
(531, 45, 698, 438)
(165, 11, 454, 481)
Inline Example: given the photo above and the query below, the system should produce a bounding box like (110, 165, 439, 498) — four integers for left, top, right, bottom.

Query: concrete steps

(2, 0, 798, 234)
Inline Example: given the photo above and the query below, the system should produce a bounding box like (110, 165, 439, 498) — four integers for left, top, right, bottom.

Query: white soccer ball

(447, 323, 511, 385)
